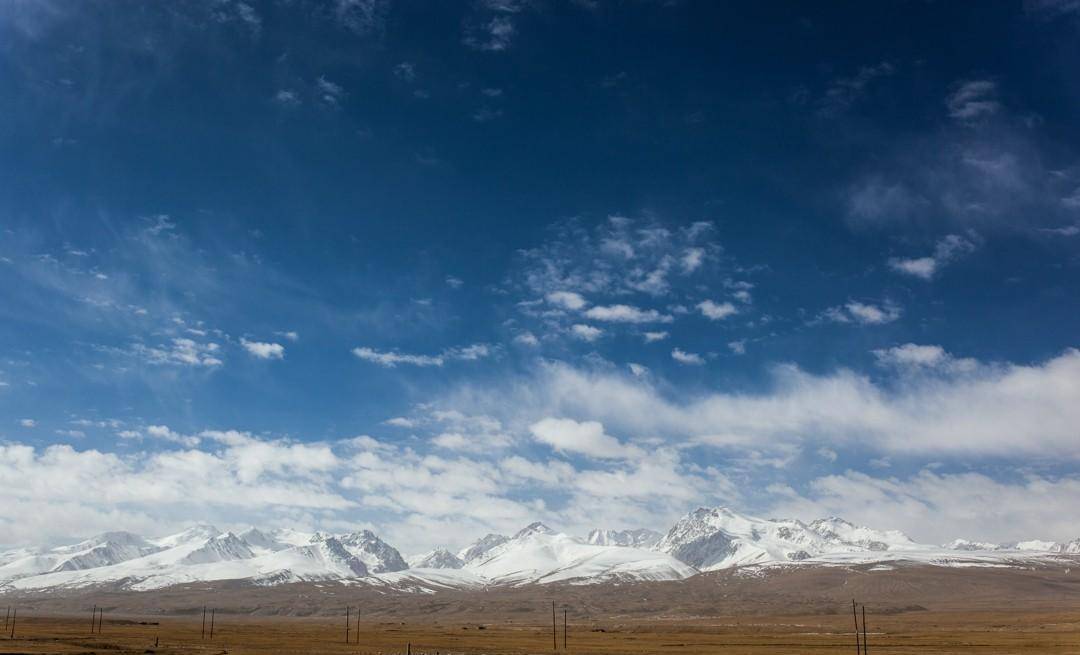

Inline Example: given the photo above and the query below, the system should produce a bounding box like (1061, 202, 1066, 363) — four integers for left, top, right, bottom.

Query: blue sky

(2, 0, 1080, 553)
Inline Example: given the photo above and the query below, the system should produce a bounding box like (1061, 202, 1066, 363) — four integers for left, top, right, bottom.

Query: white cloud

(946, 80, 999, 122)
(546, 290, 587, 310)
(697, 300, 738, 320)
(19, 418, 36, 428)
(384, 417, 415, 428)
(394, 62, 416, 82)
(529, 418, 640, 460)
(823, 300, 901, 325)
(240, 338, 285, 360)
(728, 340, 747, 355)
(334, 0, 390, 35)
(0, 432, 352, 545)
(352, 343, 493, 367)
(274, 89, 300, 107)
(353, 347, 444, 367)
(872, 343, 979, 374)
(570, 324, 603, 342)
(772, 469, 1080, 544)
(846, 178, 924, 224)
(680, 247, 705, 273)
(643, 331, 669, 343)
(514, 331, 540, 347)
(445, 276, 464, 289)
(873, 343, 946, 367)
(275, 331, 300, 342)
(583, 304, 673, 324)
(132, 338, 223, 367)
(515, 216, 728, 307)
(145, 425, 201, 447)
(463, 2, 525, 52)
(889, 234, 977, 280)
(600, 238, 634, 259)
(818, 61, 894, 116)
(671, 348, 705, 365)
(462, 350, 1080, 459)
(448, 343, 492, 361)
(316, 76, 345, 107)
(628, 363, 648, 377)
(888, 256, 936, 279)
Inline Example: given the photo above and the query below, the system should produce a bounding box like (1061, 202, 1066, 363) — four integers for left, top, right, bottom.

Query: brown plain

(3, 561, 1080, 654)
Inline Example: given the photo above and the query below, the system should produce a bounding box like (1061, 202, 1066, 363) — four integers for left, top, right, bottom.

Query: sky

(1, 0, 1080, 555)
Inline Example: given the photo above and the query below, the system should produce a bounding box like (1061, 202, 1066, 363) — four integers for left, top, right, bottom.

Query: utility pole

(563, 608, 567, 650)
(9, 608, 15, 639)
(551, 601, 556, 650)
(90, 605, 97, 633)
(346, 606, 351, 644)
(852, 599, 861, 655)
(862, 605, 868, 655)
(209, 608, 215, 639)
(356, 603, 361, 644)
(201, 606, 207, 639)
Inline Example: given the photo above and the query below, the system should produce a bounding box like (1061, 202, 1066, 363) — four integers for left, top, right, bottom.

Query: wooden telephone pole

(852, 599, 861, 655)
(862, 605, 868, 654)
(563, 608, 567, 650)
(552, 601, 557, 650)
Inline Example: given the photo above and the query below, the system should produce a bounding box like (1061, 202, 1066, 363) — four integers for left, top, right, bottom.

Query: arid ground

(4, 562, 1080, 654)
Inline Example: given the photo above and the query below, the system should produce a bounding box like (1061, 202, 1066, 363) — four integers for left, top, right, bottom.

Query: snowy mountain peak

(80, 531, 154, 549)
(237, 527, 286, 553)
(337, 530, 408, 573)
(656, 506, 930, 571)
(586, 528, 662, 549)
(181, 532, 255, 565)
(466, 523, 695, 585)
(457, 533, 509, 564)
(808, 517, 917, 551)
(513, 522, 557, 539)
(947, 539, 1005, 551)
(154, 524, 221, 549)
(2, 512, 1078, 595)
(408, 548, 465, 569)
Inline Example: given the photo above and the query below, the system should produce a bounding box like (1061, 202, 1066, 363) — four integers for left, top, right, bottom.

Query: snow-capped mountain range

(2, 507, 1077, 594)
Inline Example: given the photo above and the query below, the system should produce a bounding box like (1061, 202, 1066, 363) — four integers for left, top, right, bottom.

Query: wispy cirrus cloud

(583, 304, 674, 323)
(842, 79, 1080, 234)
(351, 343, 494, 368)
(819, 300, 901, 325)
(946, 79, 1000, 122)
(888, 233, 978, 280)
(817, 61, 895, 117)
